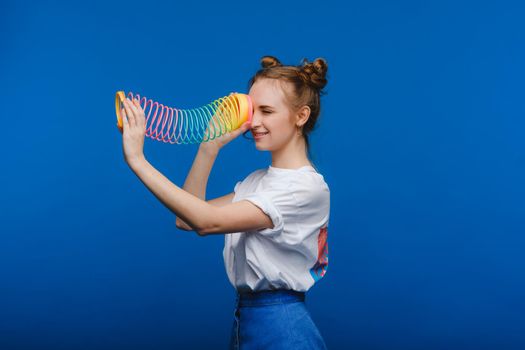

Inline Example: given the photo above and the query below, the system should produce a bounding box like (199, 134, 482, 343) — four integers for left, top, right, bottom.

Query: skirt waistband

(236, 289, 305, 307)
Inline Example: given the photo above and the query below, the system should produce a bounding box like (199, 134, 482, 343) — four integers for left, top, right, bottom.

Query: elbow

(177, 204, 218, 236)
(196, 219, 221, 237)
(175, 217, 199, 232)
(175, 218, 210, 236)
(196, 224, 215, 236)
(195, 205, 222, 236)
(196, 229, 208, 237)
(175, 218, 186, 230)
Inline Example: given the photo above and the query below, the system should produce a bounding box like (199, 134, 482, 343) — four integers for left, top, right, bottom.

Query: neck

(271, 135, 311, 169)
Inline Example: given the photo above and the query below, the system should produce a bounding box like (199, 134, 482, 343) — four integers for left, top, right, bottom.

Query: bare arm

(121, 94, 255, 235)
(128, 158, 273, 236)
(175, 145, 223, 231)
(176, 192, 235, 230)
(172, 109, 252, 231)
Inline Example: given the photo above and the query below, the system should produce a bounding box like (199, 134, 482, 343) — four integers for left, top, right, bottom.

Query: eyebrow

(258, 105, 274, 109)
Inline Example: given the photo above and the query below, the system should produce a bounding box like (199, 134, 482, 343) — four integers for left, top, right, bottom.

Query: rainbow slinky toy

(115, 91, 253, 144)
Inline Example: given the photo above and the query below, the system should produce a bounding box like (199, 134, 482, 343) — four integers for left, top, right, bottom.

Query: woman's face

(248, 78, 297, 151)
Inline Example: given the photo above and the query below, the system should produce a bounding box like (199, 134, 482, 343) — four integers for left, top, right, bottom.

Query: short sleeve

(241, 190, 286, 237)
(234, 181, 242, 193)
(233, 169, 266, 195)
(240, 177, 327, 237)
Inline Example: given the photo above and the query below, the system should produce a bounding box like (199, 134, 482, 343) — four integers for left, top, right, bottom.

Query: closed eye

(262, 110, 272, 114)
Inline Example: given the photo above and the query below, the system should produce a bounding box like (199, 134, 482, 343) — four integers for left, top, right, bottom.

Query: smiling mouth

(253, 131, 269, 137)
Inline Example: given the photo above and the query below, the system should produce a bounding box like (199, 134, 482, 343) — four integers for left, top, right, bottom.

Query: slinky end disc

(115, 91, 125, 132)
(231, 93, 253, 129)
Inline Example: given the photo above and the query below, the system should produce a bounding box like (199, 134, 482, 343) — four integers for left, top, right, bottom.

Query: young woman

(120, 55, 330, 349)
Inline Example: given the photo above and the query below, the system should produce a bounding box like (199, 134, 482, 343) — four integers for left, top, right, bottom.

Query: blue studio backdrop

(1, 1, 524, 349)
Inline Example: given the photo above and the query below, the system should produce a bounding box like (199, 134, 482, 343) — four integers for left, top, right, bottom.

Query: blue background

(1, 0, 524, 349)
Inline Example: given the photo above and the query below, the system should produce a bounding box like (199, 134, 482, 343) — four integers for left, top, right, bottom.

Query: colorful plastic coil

(115, 90, 253, 144)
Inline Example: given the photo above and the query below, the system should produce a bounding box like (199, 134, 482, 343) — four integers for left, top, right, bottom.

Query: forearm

(182, 146, 218, 199)
(129, 157, 214, 233)
(176, 146, 218, 228)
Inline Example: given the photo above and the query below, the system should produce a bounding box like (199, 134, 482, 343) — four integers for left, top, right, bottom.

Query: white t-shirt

(223, 164, 330, 293)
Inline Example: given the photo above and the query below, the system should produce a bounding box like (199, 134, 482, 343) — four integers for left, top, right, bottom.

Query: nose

(249, 109, 263, 130)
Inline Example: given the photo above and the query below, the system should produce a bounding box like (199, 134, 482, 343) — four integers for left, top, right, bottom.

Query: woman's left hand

(120, 97, 147, 166)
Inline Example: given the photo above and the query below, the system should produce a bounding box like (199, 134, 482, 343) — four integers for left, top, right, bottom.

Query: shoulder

(234, 168, 267, 193)
(291, 172, 330, 207)
(246, 168, 267, 180)
(261, 170, 329, 207)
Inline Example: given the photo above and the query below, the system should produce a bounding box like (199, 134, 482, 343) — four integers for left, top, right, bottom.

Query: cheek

(267, 117, 293, 134)
(267, 126, 296, 146)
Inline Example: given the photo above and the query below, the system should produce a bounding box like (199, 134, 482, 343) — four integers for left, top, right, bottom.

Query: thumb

(241, 121, 252, 131)
(239, 121, 252, 136)
(230, 121, 251, 139)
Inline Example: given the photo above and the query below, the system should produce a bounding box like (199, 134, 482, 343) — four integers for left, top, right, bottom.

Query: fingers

(230, 120, 251, 138)
(122, 106, 129, 131)
(124, 98, 144, 126)
(239, 121, 252, 133)
(132, 98, 146, 127)
(122, 98, 136, 127)
(243, 120, 252, 130)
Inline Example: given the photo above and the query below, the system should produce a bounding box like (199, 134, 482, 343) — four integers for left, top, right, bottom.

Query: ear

(295, 105, 311, 128)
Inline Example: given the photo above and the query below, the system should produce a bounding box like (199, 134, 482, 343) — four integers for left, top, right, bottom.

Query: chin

(255, 144, 268, 151)
(254, 142, 274, 151)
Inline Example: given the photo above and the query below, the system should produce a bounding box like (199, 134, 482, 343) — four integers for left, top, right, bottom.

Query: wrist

(199, 145, 219, 157)
(127, 156, 148, 171)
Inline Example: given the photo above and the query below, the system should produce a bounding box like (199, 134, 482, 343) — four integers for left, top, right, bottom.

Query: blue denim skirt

(229, 289, 328, 349)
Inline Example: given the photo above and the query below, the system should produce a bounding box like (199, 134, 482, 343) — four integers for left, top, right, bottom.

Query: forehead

(248, 78, 288, 108)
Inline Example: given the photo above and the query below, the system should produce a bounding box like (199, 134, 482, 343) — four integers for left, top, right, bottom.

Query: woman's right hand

(199, 116, 252, 154)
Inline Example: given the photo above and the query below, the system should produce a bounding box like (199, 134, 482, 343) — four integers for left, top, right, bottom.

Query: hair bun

(299, 57, 328, 91)
(260, 55, 283, 69)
